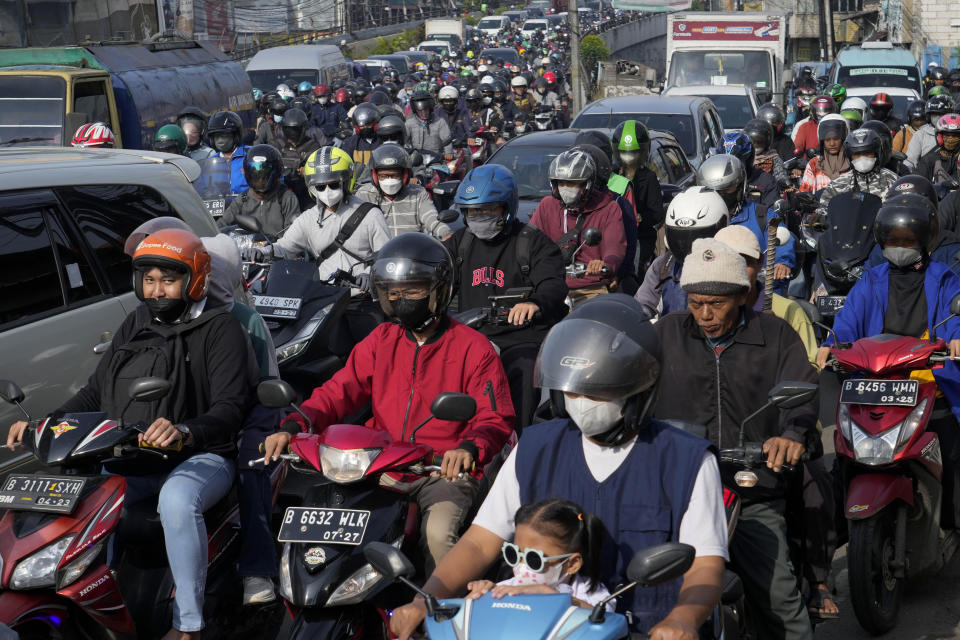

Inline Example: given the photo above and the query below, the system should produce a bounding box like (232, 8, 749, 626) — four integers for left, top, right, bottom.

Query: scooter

(362, 539, 694, 639)
(0, 377, 283, 639)
(249, 380, 479, 640)
(827, 299, 960, 635)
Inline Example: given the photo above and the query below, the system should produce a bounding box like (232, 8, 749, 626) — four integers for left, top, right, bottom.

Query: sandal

(807, 585, 840, 621)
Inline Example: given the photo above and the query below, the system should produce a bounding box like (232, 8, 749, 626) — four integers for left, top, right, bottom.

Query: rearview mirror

(582, 227, 602, 247)
(431, 393, 477, 422)
(0, 380, 25, 405)
(626, 542, 695, 586)
(364, 541, 416, 581)
(892, 151, 907, 162)
(805, 148, 818, 159)
(129, 377, 171, 403)
(236, 214, 264, 234)
(437, 208, 459, 224)
(767, 381, 818, 410)
(258, 379, 298, 409)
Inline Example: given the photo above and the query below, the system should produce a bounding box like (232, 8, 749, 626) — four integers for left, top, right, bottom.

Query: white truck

(425, 18, 465, 43)
(665, 12, 790, 106)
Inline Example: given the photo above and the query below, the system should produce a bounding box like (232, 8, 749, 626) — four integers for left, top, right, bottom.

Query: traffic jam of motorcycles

(2, 0, 960, 639)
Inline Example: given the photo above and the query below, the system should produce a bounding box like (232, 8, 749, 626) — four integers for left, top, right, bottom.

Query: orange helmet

(131, 228, 211, 302)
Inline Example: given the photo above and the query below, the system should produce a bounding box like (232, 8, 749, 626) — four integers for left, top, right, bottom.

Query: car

(845, 87, 921, 124)
(428, 33, 463, 53)
(503, 10, 529, 23)
(521, 19, 549, 38)
(476, 15, 511, 37)
(485, 128, 696, 222)
(369, 53, 412, 79)
(479, 48, 521, 68)
(418, 40, 453, 57)
(524, 6, 546, 18)
(0, 148, 218, 473)
(402, 49, 435, 68)
(570, 95, 725, 169)
(662, 85, 759, 132)
(355, 58, 393, 77)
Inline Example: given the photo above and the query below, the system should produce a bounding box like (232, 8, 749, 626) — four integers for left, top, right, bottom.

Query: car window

(488, 143, 567, 199)
(73, 80, 111, 126)
(661, 146, 689, 183)
(708, 110, 724, 143)
(56, 185, 178, 295)
(648, 149, 669, 184)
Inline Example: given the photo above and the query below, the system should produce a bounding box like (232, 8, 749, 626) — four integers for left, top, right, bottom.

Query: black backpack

(456, 224, 535, 284)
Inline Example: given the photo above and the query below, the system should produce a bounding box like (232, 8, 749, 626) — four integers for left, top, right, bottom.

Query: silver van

(246, 44, 351, 92)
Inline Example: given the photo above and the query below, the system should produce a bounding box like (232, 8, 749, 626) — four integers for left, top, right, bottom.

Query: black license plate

(816, 295, 846, 316)
(840, 379, 919, 407)
(278, 507, 370, 545)
(253, 295, 302, 320)
(0, 475, 87, 514)
(203, 199, 225, 217)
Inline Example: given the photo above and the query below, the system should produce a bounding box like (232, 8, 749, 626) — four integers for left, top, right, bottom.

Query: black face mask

(212, 134, 236, 154)
(145, 297, 189, 324)
(391, 297, 434, 331)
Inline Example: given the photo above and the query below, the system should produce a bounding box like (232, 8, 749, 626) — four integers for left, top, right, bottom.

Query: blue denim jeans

(122, 453, 236, 632)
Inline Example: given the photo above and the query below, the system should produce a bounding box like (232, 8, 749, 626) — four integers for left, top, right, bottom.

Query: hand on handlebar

(439, 448, 474, 481)
(648, 616, 699, 640)
(242, 243, 273, 263)
(762, 436, 805, 473)
(507, 302, 539, 325)
(139, 418, 185, 449)
(585, 259, 608, 276)
(815, 346, 831, 371)
(950, 339, 960, 359)
(262, 431, 292, 466)
(6, 420, 28, 450)
(772, 264, 791, 280)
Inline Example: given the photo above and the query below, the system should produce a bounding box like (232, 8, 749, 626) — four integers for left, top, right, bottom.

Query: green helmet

(840, 108, 863, 131)
(153, 124, 187, 155)
(828, 83, 847, 105)
(611, 120, 651, 168)
(461, 69, 473, 78)
(929, 85, 951, 98)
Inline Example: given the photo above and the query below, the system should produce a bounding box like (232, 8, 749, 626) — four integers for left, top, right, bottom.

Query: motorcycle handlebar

(247, 453, 301, 467)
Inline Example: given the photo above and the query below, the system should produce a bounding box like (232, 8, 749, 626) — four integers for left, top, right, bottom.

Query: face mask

(564, 395, 627, 437)
(515, 124, 527, 133)
(558, 185, 581, 207)
(511, 559, 568, 589)
(391, 296, 434, 330)
(379, 178, 403, 196)
(145, 297, 188, 324)
(483, 96, 492, 105)
(318, 97, 329, 105)
(883, 246, 923, 268)
(212, 134, 236, 154)
(466, 214, 503, 240)
(272, 115, 284, 124)
(317, 187, 343, 208)
(852, 157, 877, 173)
(619, 151, 639, 166)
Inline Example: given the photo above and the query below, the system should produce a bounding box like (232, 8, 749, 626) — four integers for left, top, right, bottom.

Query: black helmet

(571, 143, 612, 186)
(352, 103, 380, 134)
(465, 88, 483, 110)
(886, 175, 940, 208)
(370, 234, 455, 331)
(281, 108, 309, 144)
(926, 95, 954, 118)
(268, 95, 288, 120)
(376, 113, 407, 145)
(859, 120, 893, 167)
(176, 105, 207, 137)
(874, 194, 939, 253)
(382, 82, 399, 100)
(207, 111, 243, 154)
(574, 129, 614, 165)
(371, 144, 412, 191)
(757, 103, 786, 134)
(843, 127, 882, 160)
(411, 90, 434, 115)
(932, 66, 948, 82)
(354, 85, 370, 103)
(905, 99, 927, 124)
(368, 89, 391, 107)
(491, 79, 508, 102)
(742, 118, 774, 154)
(290, 96, 312, 113)
(243, 144, 282, 194)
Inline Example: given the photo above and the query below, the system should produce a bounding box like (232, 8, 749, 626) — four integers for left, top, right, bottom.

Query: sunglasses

(501, 542, 573, 573)
(312, 182, 341, 192)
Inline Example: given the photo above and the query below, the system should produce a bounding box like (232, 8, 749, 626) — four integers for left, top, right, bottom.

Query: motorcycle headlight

(896, 398, 927, 451)
(11, 535, 74, 590)
(319, 446, 380, 483)
(57, 543, 102, 589)
(851, 423, 901, 466)
(279, 543, 294, 601)
(838, 403, 852, 441)
(325, 536, 401, 607)
(847, 264, 865, 282)
(276, 303, 336, 364)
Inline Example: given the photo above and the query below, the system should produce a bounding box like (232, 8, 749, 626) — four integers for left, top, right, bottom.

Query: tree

(580, 34, 610, 74)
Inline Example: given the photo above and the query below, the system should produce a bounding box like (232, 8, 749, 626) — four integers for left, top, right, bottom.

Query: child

(465, 498, 613, 610)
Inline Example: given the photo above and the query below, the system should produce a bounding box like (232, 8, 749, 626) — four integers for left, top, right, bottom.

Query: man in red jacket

(530, 148, 627, 305)
(262, 233, 514, 573)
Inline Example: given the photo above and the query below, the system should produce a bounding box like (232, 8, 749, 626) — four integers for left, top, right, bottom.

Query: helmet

(276, 84, 294, 101)
(869, 92, 895, 121)
(757, 103, 786, 134)
(810, 95, 837, 122)
(367, 90, 391, 107)
(905, 99, 926, 124)
(314, 83, 331, 98)
(574, 130, 614, 165)
(207, 111, 243, 154)
(611, 120, 651, 168)
(454, 164, 519, 226)
(860, 120, 893, 166)
(131, 228, 211, 303)
(828, 83, 848, 105)
(491, 79, 508, 99)
(479, 83, 495, 105)
(929, 85, 951, 98)
(840, 97, 867, 116)
(354, 85, 370, 103)
(411, 90, 434, 118)
(153, 124, 187, 155)
(176, 106, 207, 137)
(572, 144, 613, 187)
(886, 175, 939, 207)
(935, 113, 960, 146)
(927, 94, 954, 118)
(932, 66, 948, 82)
(370, 234, 455, 331)
(297, 81, 314, 96)
(334, 88, 351, 104)
(543, 71, 557, 84)
(71, 122, 115, 148)
(438, 85, 459, 101)
(717, 132, 755, 174)
(386, 68, 401, 83)
(281, 108, 309, 144)
(817, 113, 849, 143)
(465, 88, 483, 110)
(874, 193, 939, 253)
(510, 75, 528, 88)
(844, 127, 882, 164)
(352, 103, 381, 135)
(697, 154, 746, 209)
(243, 144, 282, 195)
(840, 108, 863, 131)
(304, 146, 355, 197)
(376, 113, 407, 145)
(290, 96, 312, 114)
(371, 144, 412, 193)
(664, 186, 729, 260)
(267, 95, 288, 123)
(548, 149, 596, 210)
(742, 118, 774, 155)
(382, 82, 399, 101)
(541, 57, 550, 66)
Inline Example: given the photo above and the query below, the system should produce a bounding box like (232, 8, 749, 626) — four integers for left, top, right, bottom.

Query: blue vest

(219, 145, 250, 195)
(660, 258, 687, 315)
(515, 418, 712, 632)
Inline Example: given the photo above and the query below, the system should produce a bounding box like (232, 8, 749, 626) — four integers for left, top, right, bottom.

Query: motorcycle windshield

(821, 191, 882, 267)
(194, 157, 232, 199)
(263, 259, 323, 297)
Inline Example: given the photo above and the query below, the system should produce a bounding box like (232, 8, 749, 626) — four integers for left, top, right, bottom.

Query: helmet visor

(371, 257, 444, 312)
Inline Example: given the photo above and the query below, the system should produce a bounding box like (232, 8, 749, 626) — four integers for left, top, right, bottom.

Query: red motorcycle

(0, 377, 285, 639)
(829, 315, 960, 634)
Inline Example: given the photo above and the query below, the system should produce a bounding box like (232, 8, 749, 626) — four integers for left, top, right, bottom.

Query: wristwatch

(175, 424, 192, 444)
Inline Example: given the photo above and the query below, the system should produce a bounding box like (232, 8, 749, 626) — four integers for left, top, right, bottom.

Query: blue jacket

(217, 145, 249, 195)
(731, 200, 795, 294)
(831, 260, 960, 420)
(312, 103, 349, 137)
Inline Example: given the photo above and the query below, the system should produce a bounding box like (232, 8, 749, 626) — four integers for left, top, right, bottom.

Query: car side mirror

(257, 379, 298, 409)
(129, 377, 171, 403)
(0, 380, 25, 405)
(430, 392, 477, 422)
(767, 381, 818, 410)
(626, 542, 695, 586)
(236, 214, 264, 234)
(438, 208, 459, 224)
(582, 227, 602, 246)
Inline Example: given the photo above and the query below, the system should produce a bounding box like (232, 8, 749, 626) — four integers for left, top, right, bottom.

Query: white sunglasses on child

(501, 541, 574, 573)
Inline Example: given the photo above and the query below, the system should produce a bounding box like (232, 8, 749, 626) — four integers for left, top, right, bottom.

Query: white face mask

(317, 187, 343, 208)
(852, 156, 877, 173)
(511, 559, 569, 588)
(619, 151, 639, 166)
(558, 185, 581, 207)
(564, 395, 627, 436)
(318, 97, 329, 105)
(379, 177, 403, 196)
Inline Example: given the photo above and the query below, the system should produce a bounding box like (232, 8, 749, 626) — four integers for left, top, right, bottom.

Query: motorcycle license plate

(840, 379, 919, 407)
(277, 507, 370, 545)
(203, 199, 225, 217)
(253, 295, 302, 320)
(0, 474, 87, 514)
(816, 295, 846, 316)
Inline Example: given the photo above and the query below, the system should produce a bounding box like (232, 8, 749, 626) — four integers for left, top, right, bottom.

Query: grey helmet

(697, 154, 746, 211)
(548, 149, 597, 210)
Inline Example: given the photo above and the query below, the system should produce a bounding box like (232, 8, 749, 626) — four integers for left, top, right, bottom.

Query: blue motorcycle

(363, 540, 695, 639)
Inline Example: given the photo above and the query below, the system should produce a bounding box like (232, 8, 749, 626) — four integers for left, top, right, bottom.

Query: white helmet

(817, 113, 849, 141)
(664, 186, 729, 259)
(541, 57, 551, 66)
(840, 97, 867, 115)
(511, 75, 528, 88)
(481, 74, 495, 85)
(276, 84, 294, 100)
(478, 64, 489, 73)
(438, 85, 459, 101)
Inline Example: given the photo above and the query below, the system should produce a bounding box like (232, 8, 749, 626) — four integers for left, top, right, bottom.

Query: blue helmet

(716, 132, 755, 174)
(297, 81, 314, 96)
(454, 164, 519, 225)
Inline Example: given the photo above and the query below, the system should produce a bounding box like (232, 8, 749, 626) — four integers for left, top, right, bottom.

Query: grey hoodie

(906, 123, 937, 170)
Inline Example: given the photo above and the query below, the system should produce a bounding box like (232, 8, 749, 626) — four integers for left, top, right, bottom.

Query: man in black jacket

(654, 238, 819, 640)
(218, 144, 301, 236)
(444, 165, 567, 431)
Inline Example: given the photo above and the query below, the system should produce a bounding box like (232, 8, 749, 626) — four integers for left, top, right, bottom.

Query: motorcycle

(532, 107, 556, 131)
(194, 156, 236, 220)
(250, 379, 480, 640)
(361, 539, 694, 640)
(0, 377, 283, 639)
(827, 298, 960, 634)
(564, 227, 610, 309)
(467, 127, 492, 165)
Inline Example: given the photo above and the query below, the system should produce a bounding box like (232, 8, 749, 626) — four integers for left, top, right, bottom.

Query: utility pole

(345, 0, 352, 35)
(823, 0, 835, 59)
(569, 0, 583, 116)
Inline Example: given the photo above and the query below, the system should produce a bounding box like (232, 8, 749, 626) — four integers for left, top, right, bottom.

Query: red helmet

(334, 88, 350, 104)
(936, 113, 960, 146)
(71, 122, 115, 148)
(810, 96, 837, 122)
(870, 92, 894, 108)
(131, 228, 211, 302)
(543, 71, 557, 84)
(314, 83, 331, 97)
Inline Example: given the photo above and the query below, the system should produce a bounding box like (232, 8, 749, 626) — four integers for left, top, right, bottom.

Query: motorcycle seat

(118, 488, 239, 545)
(721, 569, 744, 605)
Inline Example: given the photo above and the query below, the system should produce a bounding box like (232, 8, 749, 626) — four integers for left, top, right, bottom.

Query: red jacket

(793, 120, 819, 158)
(286, 318, 514, 467)
(530, 190, 627, 289)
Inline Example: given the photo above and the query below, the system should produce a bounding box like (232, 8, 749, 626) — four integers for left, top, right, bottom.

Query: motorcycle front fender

(0, 590, 71, 629)
(845, 473, 913, 520)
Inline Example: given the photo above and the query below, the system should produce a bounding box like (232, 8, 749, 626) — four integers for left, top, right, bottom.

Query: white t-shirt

(473, 434, 729, 561)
